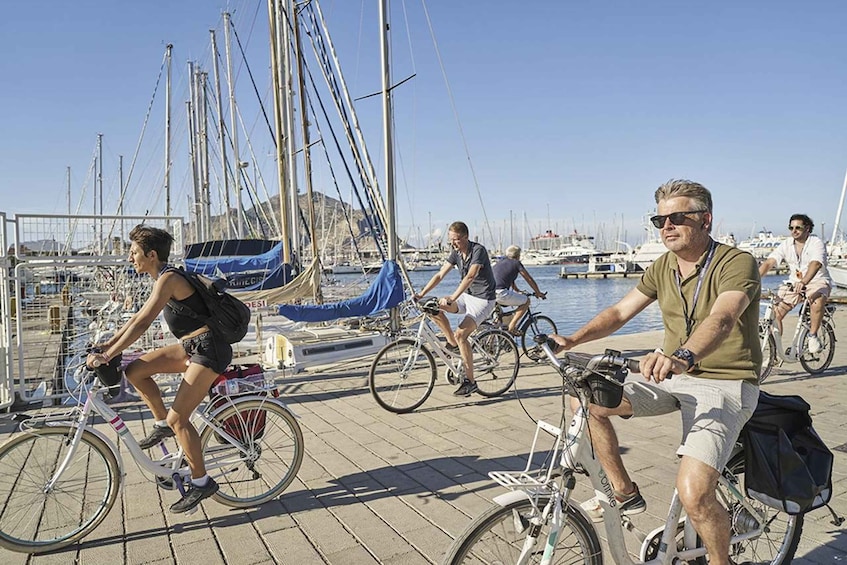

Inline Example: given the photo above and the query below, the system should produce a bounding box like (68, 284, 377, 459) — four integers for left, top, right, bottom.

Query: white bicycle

(758, 283, 836, 383)
(0, 366, 304, 554)
(444, 337, 802, 564)
(368, 299, 520, 413)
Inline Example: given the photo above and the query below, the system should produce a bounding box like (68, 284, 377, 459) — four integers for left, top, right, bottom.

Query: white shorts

(495, 288, 528, 307)
(455, 294, 496, 327)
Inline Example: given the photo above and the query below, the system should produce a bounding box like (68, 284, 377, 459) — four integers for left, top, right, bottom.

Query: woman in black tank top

(86, 225, 232, 514)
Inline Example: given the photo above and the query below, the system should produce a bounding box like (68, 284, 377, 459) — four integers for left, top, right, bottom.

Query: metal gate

(3, 214, 182, 408)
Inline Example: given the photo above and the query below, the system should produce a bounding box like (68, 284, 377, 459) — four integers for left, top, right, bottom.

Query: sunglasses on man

(649, 210, 707, 229)
(788, 225, 806, 232)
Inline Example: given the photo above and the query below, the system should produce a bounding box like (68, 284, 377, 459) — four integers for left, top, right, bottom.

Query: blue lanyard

(674, 239, 717, 340)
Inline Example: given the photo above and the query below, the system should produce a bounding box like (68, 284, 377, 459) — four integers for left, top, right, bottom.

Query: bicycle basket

(93, 354, 123, 387)
(585, 363, 626, 409)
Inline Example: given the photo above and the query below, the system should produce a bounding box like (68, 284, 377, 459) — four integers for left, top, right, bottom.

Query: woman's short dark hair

(129, 224, 174, 262)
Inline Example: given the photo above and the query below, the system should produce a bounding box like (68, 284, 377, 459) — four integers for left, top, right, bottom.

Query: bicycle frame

(406, 315, 462, 375)
(25, 380, 285, 493)
(493, 297, 538, 333)
(488, 346, 770, 565)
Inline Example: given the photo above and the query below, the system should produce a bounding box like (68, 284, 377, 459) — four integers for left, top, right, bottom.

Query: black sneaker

(445, 343, 460, 354)
(138, 424, 176, 449)
(169, 478, 219, 514)
(453, 380, 478, 397)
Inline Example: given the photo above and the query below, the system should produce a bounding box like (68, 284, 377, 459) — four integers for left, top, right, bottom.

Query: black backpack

(741, 391, 833, 515)
(165, 267, 251, 344)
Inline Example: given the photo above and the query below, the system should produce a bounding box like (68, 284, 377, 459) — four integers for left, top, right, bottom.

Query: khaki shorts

(623, 375, 759, 471)
(778, 280, 831, 309)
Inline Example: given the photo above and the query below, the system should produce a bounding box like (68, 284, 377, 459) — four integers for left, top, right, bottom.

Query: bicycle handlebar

(532, 334, 641, 376)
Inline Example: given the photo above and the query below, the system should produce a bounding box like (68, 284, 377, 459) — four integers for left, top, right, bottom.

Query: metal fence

(2, 214, 183, 409)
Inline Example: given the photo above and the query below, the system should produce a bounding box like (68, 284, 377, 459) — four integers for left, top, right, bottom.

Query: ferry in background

(527, 229, 603, 264)
(737, 229, 782, 260)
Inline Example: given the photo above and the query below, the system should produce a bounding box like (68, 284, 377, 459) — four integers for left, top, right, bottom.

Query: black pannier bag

(741, 391, 833, 515)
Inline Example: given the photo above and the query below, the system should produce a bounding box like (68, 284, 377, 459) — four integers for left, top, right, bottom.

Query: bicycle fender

(492, 490, 535, 507)
(492, 490, 596, 525)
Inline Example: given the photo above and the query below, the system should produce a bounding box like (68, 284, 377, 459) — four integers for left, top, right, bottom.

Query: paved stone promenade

(1, 312, 846, 564)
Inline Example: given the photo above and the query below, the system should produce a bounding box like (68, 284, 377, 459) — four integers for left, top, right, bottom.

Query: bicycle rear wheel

(520, 315, 558, 362)
(369, 339, 436, 413)
(712, 453, 803, 564)
(799, 322, 835, 374)
(201, 399, 304, 507)
(0, 427, 120, 553)
(758, 332, 777, 384)
(444, 496, 602, 564)
(473, 329, 520, 397)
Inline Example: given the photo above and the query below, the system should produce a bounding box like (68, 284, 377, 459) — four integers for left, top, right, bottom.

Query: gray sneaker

(170, 478, 219, 514)
(453, 380, 479, 397)
(138, 424, 176, 449)
(581, 482, 646, 522)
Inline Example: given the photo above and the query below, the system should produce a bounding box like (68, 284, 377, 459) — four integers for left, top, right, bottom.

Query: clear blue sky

(3, 1, 847, 251)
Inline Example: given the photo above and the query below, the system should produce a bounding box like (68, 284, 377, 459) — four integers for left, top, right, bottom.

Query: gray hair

(506, 245, 521, 259)
(654, 179, 713, 214)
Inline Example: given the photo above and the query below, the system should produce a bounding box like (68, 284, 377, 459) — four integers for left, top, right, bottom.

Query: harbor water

(332, 265, 799, 337)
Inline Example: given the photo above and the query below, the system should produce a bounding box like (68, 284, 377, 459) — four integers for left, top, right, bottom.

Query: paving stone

(4, 318, 847, 563)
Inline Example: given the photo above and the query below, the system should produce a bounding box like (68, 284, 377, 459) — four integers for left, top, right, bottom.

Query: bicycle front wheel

(444, 496, 602, 565)
(0, 427, 120, 553)
(473, 329, 520, 397)
(520, 315, 558, 362)
(799, 322, 835, 374)
(712, 453, 803, 564)
(758, 332, 777, 384)
(201, 399, 304, 507)
(369, 339, 436, 413)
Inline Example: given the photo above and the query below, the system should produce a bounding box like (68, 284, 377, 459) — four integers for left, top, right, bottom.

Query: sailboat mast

(210, 30, 231, 239)
(223, 12, 245, 238)
(292, 5, 320, 291)
(268, 0, 291, 264)
(164, 44, 172, 217)
(832, 167, 847, 244)
(379, 0, 401, 332)
(379, 0, 397, 261)
(281, 0, 300, 266)
(97, 133, 103, 254)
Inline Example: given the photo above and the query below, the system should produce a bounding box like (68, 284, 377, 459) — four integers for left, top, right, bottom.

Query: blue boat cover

(184, 241, 283, 274)
(278, 260, 405, 322)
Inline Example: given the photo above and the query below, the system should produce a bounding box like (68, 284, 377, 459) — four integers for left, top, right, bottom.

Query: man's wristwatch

(671, 348, 696, 372)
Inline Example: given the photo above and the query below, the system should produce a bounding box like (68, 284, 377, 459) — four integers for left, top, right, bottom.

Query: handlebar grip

(626, 359, 640, 373)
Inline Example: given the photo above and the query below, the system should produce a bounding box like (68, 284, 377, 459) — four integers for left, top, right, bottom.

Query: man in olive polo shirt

(552, 179, 760, 565)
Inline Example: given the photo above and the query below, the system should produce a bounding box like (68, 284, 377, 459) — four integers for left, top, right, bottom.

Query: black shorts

(181, 331, 232, 374)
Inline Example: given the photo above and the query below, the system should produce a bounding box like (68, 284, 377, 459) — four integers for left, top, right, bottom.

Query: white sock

(154, 419, 168, 428)
(191, 475, 209, 487)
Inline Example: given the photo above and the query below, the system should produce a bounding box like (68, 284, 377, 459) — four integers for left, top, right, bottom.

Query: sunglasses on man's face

(788, 225, 806, 232)
(649, 210, 706, 229)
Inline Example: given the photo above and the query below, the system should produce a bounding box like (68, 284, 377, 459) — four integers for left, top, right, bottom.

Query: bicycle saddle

(420, 297, 441, 315)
